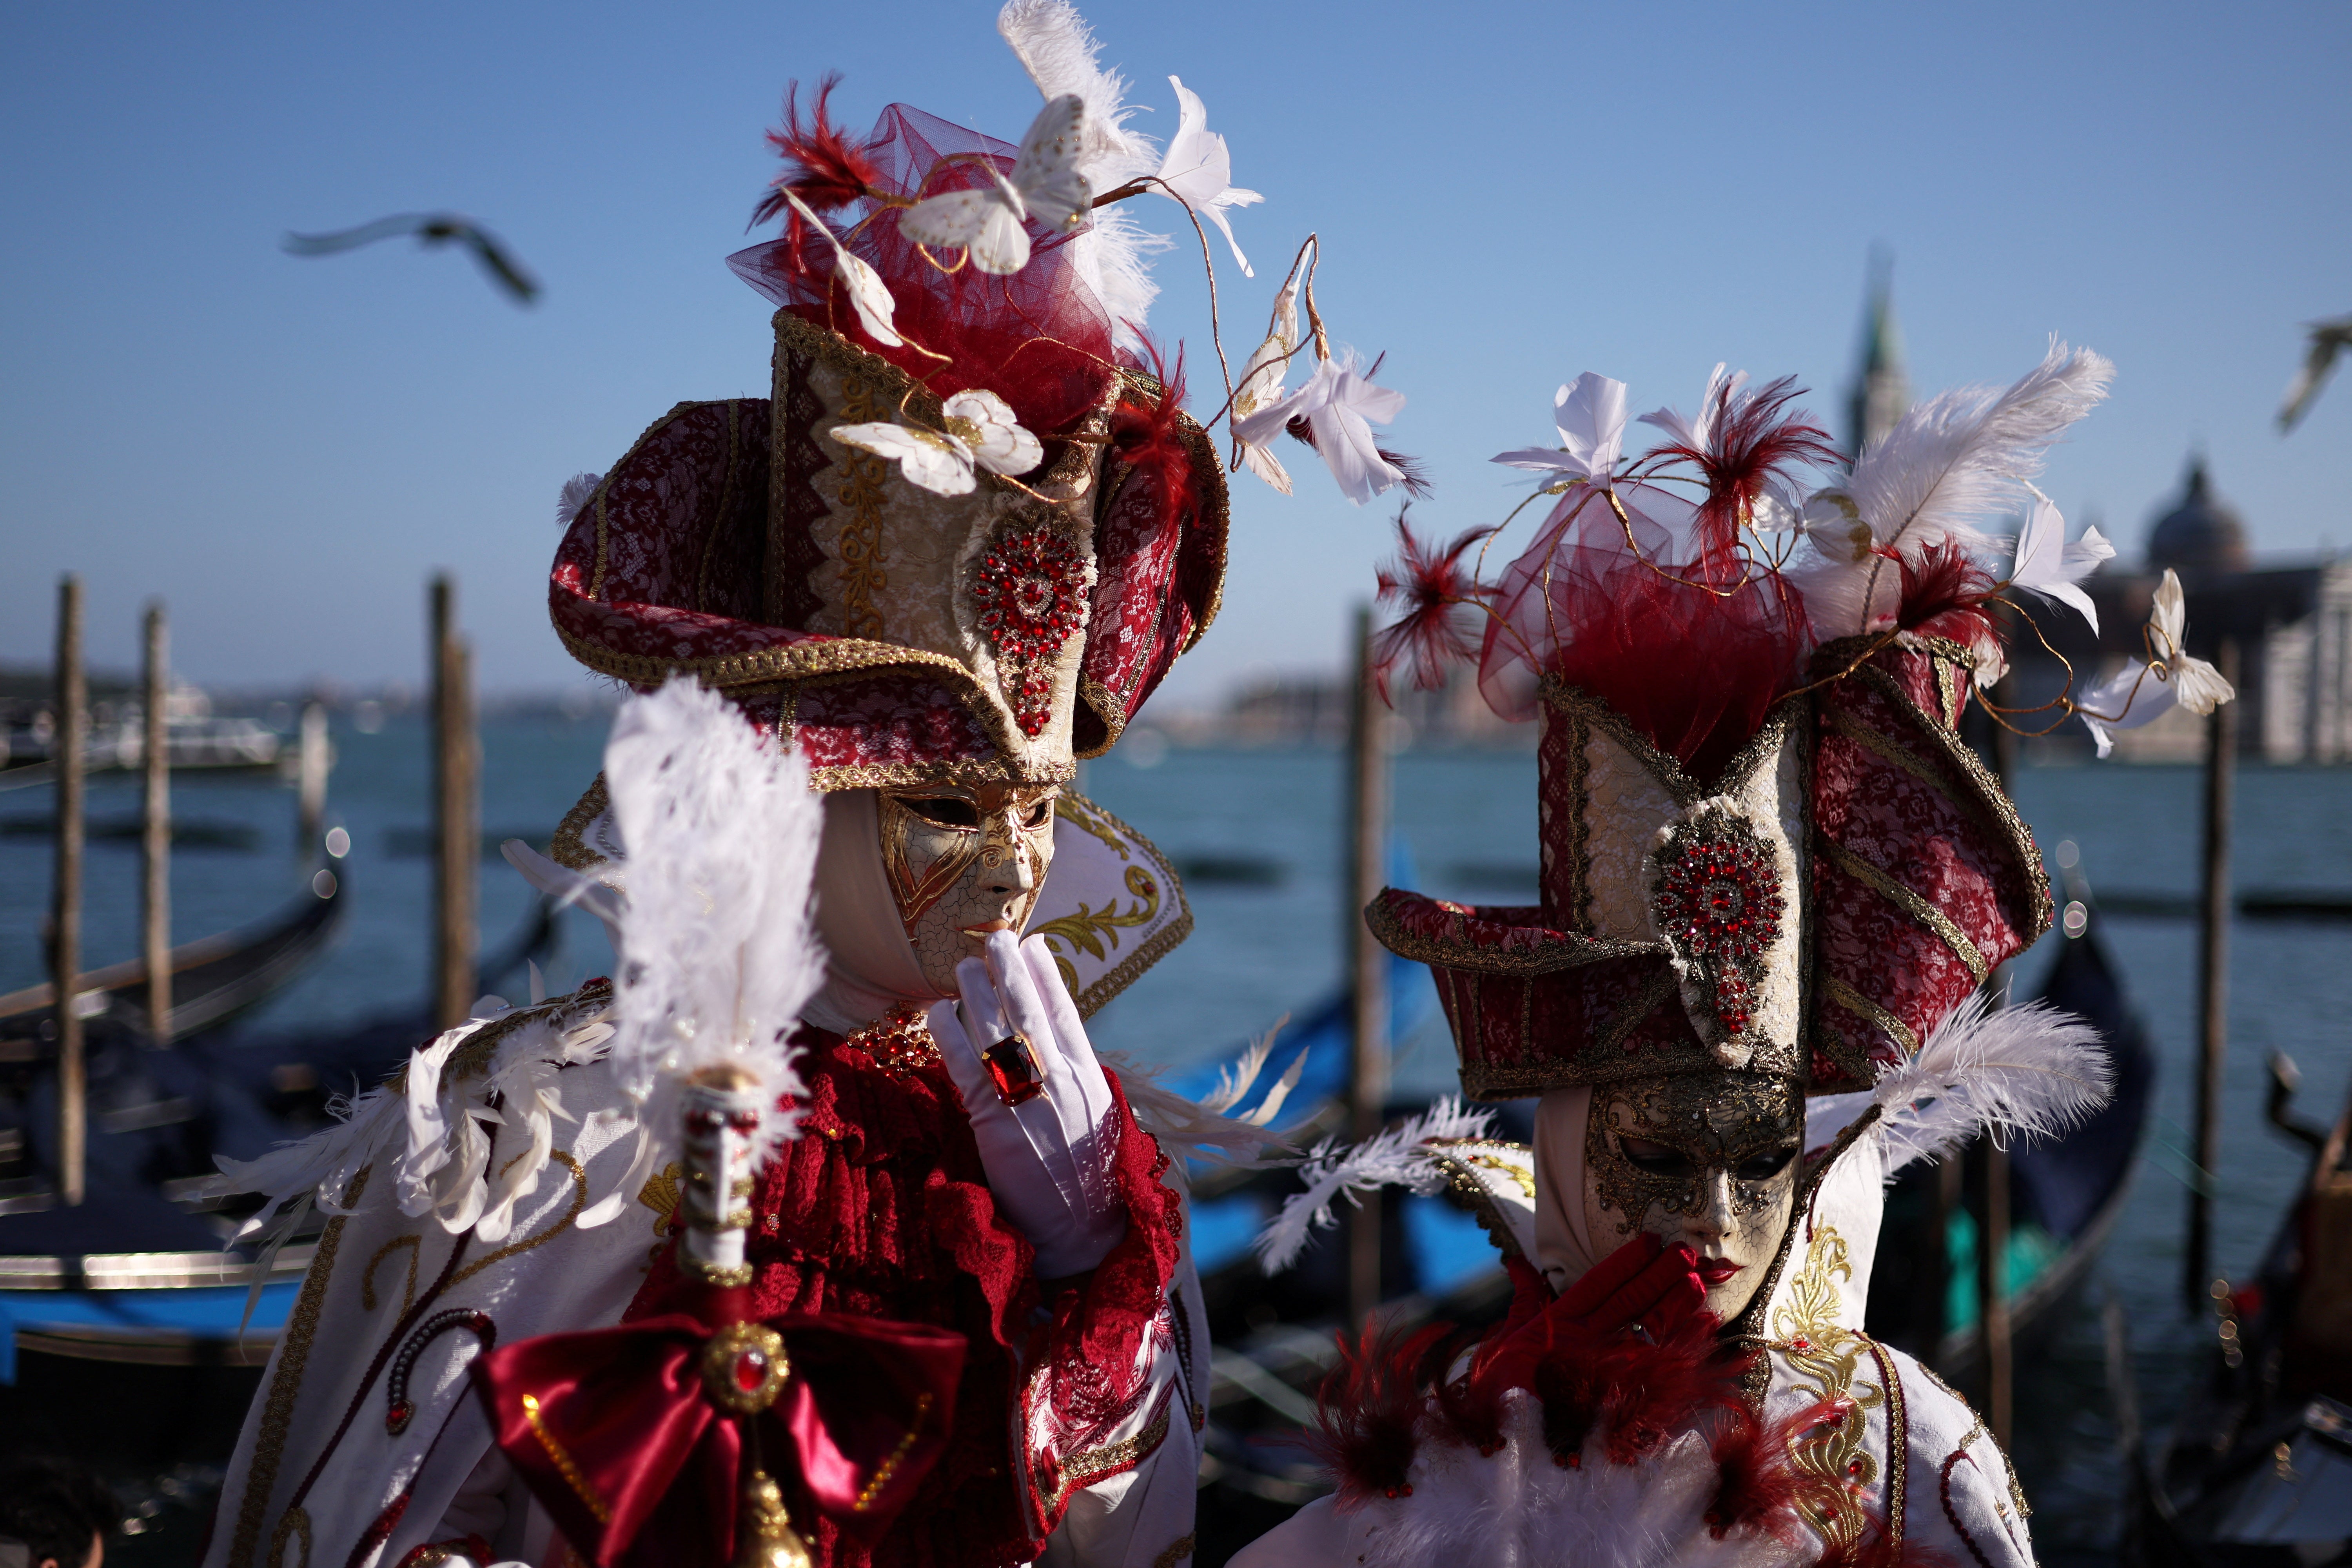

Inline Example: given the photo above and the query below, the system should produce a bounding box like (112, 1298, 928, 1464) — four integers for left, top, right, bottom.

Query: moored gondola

(2123, 1056, 2352, 1564)
(0, 862, 346, 1053)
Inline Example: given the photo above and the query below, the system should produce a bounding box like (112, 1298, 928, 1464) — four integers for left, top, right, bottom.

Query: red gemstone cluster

(970, 521, 1088, 735)
(1651, 830, 1784, 1035)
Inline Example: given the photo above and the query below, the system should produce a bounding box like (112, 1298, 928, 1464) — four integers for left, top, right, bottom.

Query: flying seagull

(283, 212, 540, 305)
(2279, 311, 2352, 432)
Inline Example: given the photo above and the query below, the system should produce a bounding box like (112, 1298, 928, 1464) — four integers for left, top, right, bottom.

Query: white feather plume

(1097, 1042, 1303, 1167)
(996, 0, 1165, 351)
(603, 676, 824, 1173)
(557, 472, 602, 526)
(1867, 993, 2112, 1180)
(1343, 1393, 1817, 1568)
(1254, 1097, 1495, 1274)
(1844, 339, 2114, 563)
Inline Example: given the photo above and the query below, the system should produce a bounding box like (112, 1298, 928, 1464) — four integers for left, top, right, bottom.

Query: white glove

(929, 929, 1128, 1279)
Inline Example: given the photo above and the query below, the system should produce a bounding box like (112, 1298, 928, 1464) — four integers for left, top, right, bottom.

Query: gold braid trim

(1819, 973, 1922, 1056)
(1151, 1535, 1197, 1568)
(1419, 1141, 1534, 1258)
(230, 1167, 369, 1568)
(1771, 1224, 1883, 1555)
(448, 1151, 588, 1288)
(522, 1393, 612, 1523)
(1868, 1339, 1909, 1545)
(1815, 838, 1990, 984)
(548, 774, 610, 871)
(1044, 794, 1194, 1016)
(1048, 1405, 1172, 1510)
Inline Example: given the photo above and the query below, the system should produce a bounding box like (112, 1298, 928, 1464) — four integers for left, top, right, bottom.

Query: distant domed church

(2146, 459, 2252, 576)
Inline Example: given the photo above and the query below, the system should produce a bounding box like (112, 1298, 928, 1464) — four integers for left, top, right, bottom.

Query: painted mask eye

(1734, 1146, 1798, 1182)
(1021, 799, 1053, 829)
(1618, 1136, 1697, 1180)
(903, 797, 979, 828)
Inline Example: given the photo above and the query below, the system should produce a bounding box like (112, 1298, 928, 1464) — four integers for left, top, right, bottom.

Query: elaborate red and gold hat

(549, 73, 1242, 789)
(1365, 354, 2131, 1097)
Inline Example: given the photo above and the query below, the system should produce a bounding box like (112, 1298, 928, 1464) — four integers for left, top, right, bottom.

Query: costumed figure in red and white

(1230, 350, 2236, 1568)
(194, 7, 1421, 1568)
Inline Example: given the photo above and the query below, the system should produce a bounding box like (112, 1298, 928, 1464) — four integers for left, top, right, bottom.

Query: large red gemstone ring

(983, 1032, 1048, 1107)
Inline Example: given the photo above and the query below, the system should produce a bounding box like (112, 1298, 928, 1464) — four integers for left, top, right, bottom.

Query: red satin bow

(473, 1311, 965, 1568)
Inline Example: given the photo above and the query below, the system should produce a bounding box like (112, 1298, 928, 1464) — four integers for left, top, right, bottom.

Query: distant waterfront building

(2007, 458, 2352, 762)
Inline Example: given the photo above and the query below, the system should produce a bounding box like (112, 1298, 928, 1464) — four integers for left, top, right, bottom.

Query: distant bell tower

(1846, 253, 1909, 460)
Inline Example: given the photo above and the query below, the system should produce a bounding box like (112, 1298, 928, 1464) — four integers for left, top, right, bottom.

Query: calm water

(5, 720, 2348, 1560)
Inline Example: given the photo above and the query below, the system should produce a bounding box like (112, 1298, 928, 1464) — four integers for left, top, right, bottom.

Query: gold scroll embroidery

(1772, 1223, 1884, 1556)
(448, 1151, 587, 1289)
(1034, 865, 1161, 998)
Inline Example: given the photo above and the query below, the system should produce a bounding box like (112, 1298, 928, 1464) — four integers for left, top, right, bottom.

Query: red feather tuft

(1426, 1327, 1509, 1457)
(752, 74, 885, 227)
(1704, 1398, 1814, 1541)
(1109, 339, 1198, 531)
(1896, 540, 2000, 649)
(1308, 1320, 1452, 1506)
(1639, 374, 1840, 571)
(1371, 510, 1497, 703)
(1597, 1309, 1744, 1465)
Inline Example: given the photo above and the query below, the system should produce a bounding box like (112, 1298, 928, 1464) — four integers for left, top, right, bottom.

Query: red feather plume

(1896, 540, 2000, 650)
(1372, 510, 1497, 703)
(1308, 1320, 1452, 1506)
(1704, 1399, 1813, 1541)
(752, 74, 885, 227)
(1109, 340, 1199, 532)
(1638, 374, 1840, 571)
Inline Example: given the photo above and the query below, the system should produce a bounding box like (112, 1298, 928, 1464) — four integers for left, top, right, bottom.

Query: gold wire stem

(1129, 176, 1236, 444)
(1299, 236, 1330, 363)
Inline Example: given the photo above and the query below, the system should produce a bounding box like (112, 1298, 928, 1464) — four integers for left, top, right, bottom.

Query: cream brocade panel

(1579, 727, 1684, 940)
(797, 353, 1101, 769)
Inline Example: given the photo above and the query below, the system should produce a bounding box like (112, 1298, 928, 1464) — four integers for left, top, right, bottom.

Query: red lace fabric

(621, 1024, 1181, 1568)
(730, 104, 1120, 438)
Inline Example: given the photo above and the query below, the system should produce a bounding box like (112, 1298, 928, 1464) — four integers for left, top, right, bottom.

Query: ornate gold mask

(877, 783, 1059, 995)
(1583, 1070, 1803, 1319)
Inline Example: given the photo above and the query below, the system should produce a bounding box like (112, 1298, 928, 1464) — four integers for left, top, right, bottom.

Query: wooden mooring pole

(2186, 639, 2240, 1313)
(51, 577, 87, 1205)
(1346, 605, 1392, 1329)
(431, 576, 479, 1032)
(296, 698, 330, 858)
(143, 601, 172, 1045)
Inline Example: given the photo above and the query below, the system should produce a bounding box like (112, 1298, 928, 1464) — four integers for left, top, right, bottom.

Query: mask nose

(1682, 1170, 1737, 1246)
(980, 815, 1039, 900)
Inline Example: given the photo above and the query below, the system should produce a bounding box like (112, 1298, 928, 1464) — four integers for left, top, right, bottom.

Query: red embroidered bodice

(624, 1021, 1183, 1568)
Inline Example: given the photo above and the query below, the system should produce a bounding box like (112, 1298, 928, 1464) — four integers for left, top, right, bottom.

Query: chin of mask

(878, 784, 1060, 995)
(1582, 1071, 1803, 1321)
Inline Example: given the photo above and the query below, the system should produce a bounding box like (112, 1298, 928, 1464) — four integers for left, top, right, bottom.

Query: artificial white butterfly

(897, 94, 1091, 276)
(830, 389, 1043, 497)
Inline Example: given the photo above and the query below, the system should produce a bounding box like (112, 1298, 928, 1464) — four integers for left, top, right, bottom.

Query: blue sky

(4, 1, 2346, 703)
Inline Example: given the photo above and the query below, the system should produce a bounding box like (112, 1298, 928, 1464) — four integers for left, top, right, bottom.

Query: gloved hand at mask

(928, 929, 1129, 1279)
